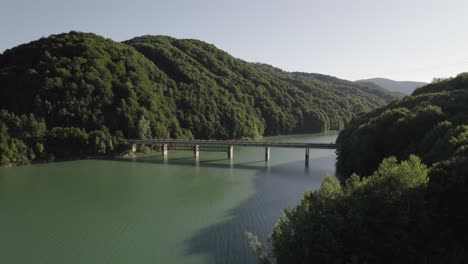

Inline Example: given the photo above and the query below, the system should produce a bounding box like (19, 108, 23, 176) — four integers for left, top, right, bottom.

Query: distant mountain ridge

(356, 78, 427, 95)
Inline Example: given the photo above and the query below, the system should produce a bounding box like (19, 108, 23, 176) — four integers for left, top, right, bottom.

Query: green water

(0, 133, 337, 264)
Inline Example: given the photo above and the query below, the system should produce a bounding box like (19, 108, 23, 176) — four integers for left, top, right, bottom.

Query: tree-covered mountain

(0, 31, 396, 165)
(259, 73, 468, 263)
(356, 77, 427, 95)
(337, 74, 468, 259)
(124, 35, 395, 137)
(337, 73, 468, 178)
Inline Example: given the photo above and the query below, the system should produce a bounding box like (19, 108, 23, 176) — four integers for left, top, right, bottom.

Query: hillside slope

(124, 35, 395, 137)
(0, 31, 396, 165)
(337, 73, 468, 178)
(266, 73, 468, 263)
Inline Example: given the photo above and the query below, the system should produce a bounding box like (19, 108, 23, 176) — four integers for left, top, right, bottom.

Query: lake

(0, 133, 337, 264)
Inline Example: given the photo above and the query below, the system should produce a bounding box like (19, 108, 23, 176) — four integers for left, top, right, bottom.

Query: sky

(1, 0, 467, 82)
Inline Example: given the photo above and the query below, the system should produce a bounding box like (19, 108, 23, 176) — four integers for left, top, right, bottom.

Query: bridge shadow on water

(111, 154, 278, 172)
(182, 155, 336, 264)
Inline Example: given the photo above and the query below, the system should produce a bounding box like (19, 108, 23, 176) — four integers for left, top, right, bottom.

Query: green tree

(330, 73, 468, 262)
(262, 156, 431, 264)
(138, 116, 152, 139)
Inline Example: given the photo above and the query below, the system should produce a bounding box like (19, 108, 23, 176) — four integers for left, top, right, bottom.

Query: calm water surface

(0, 133, 337, 264)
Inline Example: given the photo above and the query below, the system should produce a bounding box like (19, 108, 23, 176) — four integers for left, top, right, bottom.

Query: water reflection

(185, 156, 335, 264)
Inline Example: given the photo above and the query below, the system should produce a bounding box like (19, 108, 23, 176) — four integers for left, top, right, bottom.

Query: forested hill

(124, 35, 394, 136)
(0, 31, 395, 165)
(336, 73, 468, 178)
(264, 73, 468, 263)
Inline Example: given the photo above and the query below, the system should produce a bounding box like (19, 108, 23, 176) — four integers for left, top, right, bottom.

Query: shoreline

(1, 132, 340, 169)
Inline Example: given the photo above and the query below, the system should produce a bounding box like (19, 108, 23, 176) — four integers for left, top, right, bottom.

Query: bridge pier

(131, 144, 137, 153)
(161, 144, 168, 157)
(227, 145, 234, 160)
(305, 147, 310, 168)
(265, 146, 270, 161)
(194, 145, 199, 159)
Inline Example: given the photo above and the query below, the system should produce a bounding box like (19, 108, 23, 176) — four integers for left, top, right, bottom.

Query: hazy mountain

(356, 78, 427, 95)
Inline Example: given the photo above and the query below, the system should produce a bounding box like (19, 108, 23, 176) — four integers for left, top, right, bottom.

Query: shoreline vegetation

(0, 132, 338, 168)
(250, 73, 468, 263)
(0, 144, 152, 168)
(0, 31, 395, 168)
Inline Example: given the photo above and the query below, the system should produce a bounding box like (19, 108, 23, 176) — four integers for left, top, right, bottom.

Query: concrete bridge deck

(128, 139, 336, 149)
(127, 139, 337, 167)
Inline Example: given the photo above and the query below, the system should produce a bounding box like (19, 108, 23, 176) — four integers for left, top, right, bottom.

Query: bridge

(128, 139, 337, 167)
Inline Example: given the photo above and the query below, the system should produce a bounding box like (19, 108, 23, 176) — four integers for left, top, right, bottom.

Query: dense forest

(124, 35, 394, 137)
(0, 31, 395, 166)
(259, 73, 468, 263)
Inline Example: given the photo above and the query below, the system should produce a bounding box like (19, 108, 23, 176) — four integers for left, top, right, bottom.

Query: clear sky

(1, 0, 467, 82)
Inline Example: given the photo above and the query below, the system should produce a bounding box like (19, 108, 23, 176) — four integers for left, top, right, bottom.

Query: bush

(138, 145, 151, 154)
